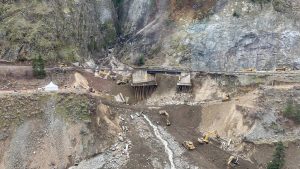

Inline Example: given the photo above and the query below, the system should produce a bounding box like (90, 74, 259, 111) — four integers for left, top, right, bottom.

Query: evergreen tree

(267, 142, 285, 169)
(32, 55, 46, 79)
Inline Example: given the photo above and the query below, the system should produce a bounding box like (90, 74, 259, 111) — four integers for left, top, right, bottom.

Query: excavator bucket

(197, 138, 208, 144)
(198, 130, 219, 144)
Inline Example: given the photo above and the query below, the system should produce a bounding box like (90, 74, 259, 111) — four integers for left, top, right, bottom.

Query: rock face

(1, 0, 300, 71)
(186, 0, 300, 71)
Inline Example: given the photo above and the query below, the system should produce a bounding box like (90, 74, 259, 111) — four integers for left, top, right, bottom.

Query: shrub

(267, 141, 285, 169)
(32, 55, 46, 79)
(233, 11, 240, 18)
(112, 0, 123, 7)
(175, 0, 184, 9)
(283, 101, 300, 123)
(137, 55, 145, 66)
(134, 55, 145, 66)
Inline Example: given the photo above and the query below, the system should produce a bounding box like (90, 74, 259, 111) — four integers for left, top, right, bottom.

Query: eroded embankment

(146, 72, 300, 106)
(0, 92, 120, 169)
(143, 73, 300, 168)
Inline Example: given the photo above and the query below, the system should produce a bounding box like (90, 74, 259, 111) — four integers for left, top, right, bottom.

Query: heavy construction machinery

(97, 69, 111, 79)
(275, 67, 289, 71)
(182, 141, 196, 150)
(222, 94, 231, 102)
(242, 68, 256, 72)
(159, 110, 171, 126)
(116, 76, 130, 85)
(198, 130, 220, 144)
(59, 63, 67, 69)
(53, 63, 67, 73)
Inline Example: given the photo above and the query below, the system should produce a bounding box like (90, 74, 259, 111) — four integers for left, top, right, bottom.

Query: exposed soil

(148, 104, 257, 169)
(1, 68, 300, 169)
(80, 71, 137, 104)
(0, 66, 74, 91)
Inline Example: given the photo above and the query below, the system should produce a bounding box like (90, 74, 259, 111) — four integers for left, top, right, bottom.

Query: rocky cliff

(1, 0, 300, 70)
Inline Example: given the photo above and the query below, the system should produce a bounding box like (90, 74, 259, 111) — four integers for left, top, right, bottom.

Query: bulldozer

(182, 141, 196, 150)
(198, 130, 220, 144)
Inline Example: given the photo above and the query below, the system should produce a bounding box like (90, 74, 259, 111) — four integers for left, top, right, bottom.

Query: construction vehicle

(275, 67, 288, 72)
(242, 68, 256, 72)
(182, 141, 196, 150)
(98, 69, 111, 79)
(222, 94, 230, 102)
(59, 63, 67, 69)
(159, 110, 171, 126)
(116, 76, 130, 85)
(54, 63, 67, 73)
(227, 155, 239, 167)
(198, 130, 220, 144)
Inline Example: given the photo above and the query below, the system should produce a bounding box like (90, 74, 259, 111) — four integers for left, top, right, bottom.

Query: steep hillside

(0, 93, 121, 169)
(0, 0, 117, 63)
(1, 0, 300, 70)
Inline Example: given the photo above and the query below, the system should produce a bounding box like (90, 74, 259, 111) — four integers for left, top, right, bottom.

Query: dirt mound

(200, 102, 250, 139)
(146, 74, 180, 105)
(80, 71, 136, 103)
(199, 91, 259, 140)
(193, 76, 225, 102)
(73, 72, 89, 89)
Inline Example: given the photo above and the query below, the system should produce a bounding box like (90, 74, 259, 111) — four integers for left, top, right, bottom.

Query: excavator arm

(198, 130, 219, 144)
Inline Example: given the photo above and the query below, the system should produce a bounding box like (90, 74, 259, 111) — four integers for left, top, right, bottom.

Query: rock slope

(1, 0, 300, 70)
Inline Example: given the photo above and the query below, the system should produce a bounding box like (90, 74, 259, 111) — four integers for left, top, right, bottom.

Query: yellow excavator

(242, 68, 256, 72)
(198, 130, 220, 144)
(182, 130, 220, 150)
